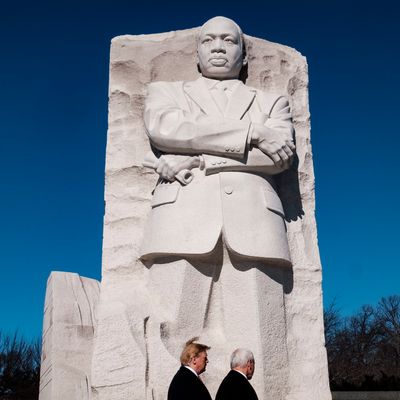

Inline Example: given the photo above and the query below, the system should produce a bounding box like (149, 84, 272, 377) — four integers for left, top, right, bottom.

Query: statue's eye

(225, 38, 235, 43)
(202, 38, 212, 44)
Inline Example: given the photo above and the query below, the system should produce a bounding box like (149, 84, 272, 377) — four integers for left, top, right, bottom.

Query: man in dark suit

(168, 337, 212, 400)
(216, 348, 258, 400)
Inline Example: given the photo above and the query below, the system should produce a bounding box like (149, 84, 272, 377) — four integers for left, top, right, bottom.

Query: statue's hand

(156, 154, 200, 182)
(251, 123, 295, 169)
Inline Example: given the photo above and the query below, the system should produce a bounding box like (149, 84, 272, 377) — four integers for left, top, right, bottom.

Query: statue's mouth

(209, 57, 228, 66)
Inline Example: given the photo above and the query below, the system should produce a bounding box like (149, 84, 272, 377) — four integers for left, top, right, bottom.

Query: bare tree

(324, 300, 342, 348)
(325, 296, 400, 391)
(375, 295, 400, 379)
(0, 331, 40, 400)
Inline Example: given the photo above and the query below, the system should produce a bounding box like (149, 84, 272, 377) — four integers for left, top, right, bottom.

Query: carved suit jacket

(140, 76, 293, 265)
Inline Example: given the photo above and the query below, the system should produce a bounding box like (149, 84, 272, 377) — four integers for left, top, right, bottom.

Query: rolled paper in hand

(142, 152, 193, 185)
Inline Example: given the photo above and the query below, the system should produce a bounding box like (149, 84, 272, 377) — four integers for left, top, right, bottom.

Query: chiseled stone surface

(91, 27, 331, 400)
(39, 271, 100, 400)
(332, 393, 400, 400)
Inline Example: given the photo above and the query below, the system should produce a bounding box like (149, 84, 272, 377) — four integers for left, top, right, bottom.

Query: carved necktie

(212, 82, 228, 112)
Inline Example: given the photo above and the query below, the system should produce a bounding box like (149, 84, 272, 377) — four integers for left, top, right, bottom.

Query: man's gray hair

(230, 348, 254, 369)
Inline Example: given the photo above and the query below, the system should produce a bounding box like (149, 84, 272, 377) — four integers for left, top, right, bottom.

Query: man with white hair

(215, 348, 258, 400)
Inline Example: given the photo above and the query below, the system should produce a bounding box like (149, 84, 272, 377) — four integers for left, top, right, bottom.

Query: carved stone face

(197, 17, 246, 80)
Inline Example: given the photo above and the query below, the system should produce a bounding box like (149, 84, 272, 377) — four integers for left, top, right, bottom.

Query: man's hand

(156, 154, 201, 182)
(250, 123, 295, 169)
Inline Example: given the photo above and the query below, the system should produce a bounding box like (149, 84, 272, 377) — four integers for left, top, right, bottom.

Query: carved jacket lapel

(225, 81, 256, 120)
(183, 77, 221, 116)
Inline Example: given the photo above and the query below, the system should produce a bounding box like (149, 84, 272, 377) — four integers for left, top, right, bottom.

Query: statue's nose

(211, 38, 225, 52)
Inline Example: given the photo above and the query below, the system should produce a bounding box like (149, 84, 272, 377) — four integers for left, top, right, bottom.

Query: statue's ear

(242, 54, 248, 66)
(196, 52, 201, 73)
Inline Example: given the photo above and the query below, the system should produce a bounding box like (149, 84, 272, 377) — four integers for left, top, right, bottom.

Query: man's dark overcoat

(216, 369, 258, 400)
(168, 366, 212, 400)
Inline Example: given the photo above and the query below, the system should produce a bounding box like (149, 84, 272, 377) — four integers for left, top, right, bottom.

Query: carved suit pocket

(264, 188, 285, 218)
(151, 182, 180, 208)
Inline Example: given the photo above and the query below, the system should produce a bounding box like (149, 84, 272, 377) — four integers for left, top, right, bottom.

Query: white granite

(88, 19, 331, 400)
(39, 271, 100, 400)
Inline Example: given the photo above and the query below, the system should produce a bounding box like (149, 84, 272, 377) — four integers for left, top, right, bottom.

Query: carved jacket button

(224, 186, 233, 194)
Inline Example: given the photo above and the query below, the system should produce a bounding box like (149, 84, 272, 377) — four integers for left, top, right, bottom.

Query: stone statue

(38, 16, 332, 400)
(141, 16, 295, 399)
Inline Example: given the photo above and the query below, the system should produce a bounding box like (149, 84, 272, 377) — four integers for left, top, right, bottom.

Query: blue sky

(0, 0, 399, 340)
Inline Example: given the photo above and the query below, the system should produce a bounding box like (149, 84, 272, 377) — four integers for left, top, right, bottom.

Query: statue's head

(197, 16, 247, 80)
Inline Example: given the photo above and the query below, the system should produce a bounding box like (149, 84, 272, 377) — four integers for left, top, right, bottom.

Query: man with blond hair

(167, 337, 212, 400)
(216, 348, 258, 400)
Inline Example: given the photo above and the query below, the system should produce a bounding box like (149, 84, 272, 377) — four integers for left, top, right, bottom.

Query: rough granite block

(39, 271, 100, 400)
(90, 26, 331, 400)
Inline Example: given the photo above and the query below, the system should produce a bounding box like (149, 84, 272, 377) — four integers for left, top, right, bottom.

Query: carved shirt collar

(202, 76, 240, 93)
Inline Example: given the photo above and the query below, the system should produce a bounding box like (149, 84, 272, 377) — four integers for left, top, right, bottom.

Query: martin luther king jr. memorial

(39, 16, 331, 400)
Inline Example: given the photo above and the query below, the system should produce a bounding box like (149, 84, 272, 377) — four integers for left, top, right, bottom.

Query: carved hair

(230, 348, 254, 369)
(180, 337, 210, 365)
